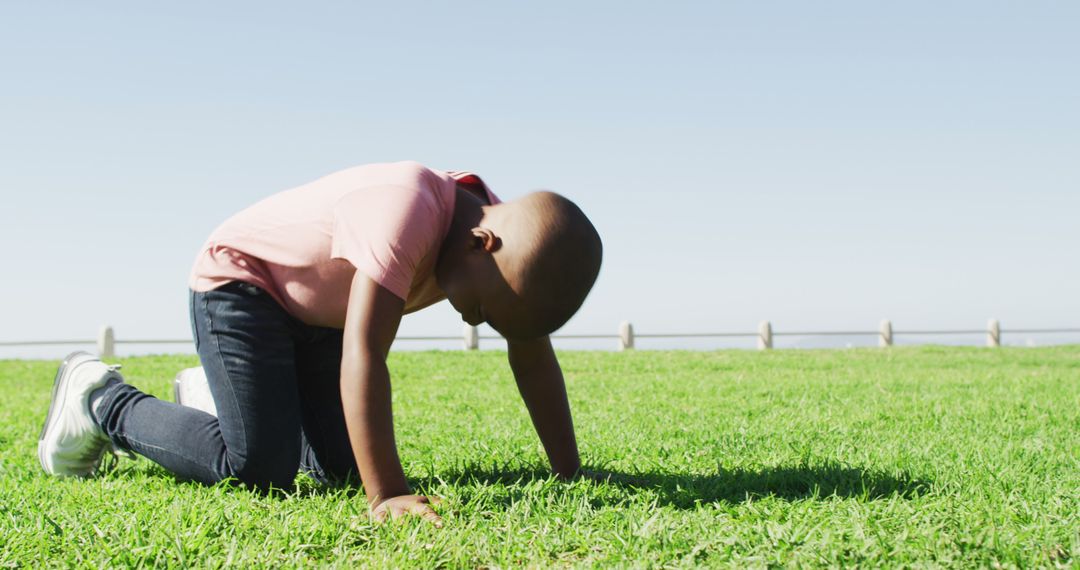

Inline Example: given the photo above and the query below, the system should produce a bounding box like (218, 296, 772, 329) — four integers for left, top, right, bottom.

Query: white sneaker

(38, 351, 124, 477)
(174, 366, 218, 417)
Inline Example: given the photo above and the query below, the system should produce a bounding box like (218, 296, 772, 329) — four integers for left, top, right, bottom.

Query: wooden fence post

(879, 319, 893, 347)
(757, 321, 772, 350)
(98, 325, 115, 359)
(463, 324, 479, 351)
(987, 319, 1000, 347)
(618, 321, 634, 351)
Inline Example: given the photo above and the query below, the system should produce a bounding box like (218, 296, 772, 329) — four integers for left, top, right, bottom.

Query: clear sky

(2, 1, 1078, 355)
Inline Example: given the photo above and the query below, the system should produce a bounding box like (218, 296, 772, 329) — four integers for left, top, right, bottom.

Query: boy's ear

(470, 227, 502, 253)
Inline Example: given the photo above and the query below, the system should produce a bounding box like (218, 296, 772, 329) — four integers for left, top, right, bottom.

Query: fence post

(463, 324, 479, 351)
(97, 325, 115, 359)
(618, 321, 634, 351)
(879, 319, 893, 347)
(757, 321, 772, 350)
(987, 319, 1000, 347)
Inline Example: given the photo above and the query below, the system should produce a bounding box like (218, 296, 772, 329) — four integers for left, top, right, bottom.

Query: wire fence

(2, 320, 1079, 358)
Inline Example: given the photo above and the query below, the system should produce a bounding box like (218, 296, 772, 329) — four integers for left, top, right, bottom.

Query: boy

(38, 161, 603, 526)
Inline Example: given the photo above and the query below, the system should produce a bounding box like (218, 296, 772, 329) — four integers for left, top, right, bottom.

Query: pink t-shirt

(189, 161, 500, 328)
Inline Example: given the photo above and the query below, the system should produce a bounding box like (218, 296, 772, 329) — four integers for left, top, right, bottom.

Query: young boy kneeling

(38, 161, 602, 525)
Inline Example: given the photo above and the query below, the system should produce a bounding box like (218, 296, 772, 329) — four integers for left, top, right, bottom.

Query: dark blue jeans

(95, 281, 358, 490)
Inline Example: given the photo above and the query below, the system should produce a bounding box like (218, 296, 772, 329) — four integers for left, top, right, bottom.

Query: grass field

(1, 347, 1077, 567)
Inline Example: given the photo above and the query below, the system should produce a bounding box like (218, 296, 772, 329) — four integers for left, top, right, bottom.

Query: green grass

(1, 347, 1078, 568)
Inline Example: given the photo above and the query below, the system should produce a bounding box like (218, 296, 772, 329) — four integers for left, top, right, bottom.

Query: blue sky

(2, 2, 1078, 355)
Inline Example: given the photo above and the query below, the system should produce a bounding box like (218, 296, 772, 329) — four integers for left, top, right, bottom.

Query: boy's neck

(448, 185, 487, 237)
(435, 186, 489, 280)
(457, 181, 491, 206)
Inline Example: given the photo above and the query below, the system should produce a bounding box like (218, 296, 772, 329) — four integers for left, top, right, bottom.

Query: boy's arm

(507, 336, 581, 479)
(341, 271, 441, 525)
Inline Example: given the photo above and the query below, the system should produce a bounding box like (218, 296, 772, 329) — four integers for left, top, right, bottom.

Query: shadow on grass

(141, 460, 930, 508)
(431, 462, 931, 509)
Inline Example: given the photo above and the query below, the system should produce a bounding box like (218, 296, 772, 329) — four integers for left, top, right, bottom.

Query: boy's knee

(301, 460, 358, 487)
(223, 447, 300, 491)
(299, 437, 358, 486)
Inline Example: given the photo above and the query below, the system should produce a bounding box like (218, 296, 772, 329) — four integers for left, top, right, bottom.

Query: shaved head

(435, 187, 602, 341)
(487, 192, 603, 338)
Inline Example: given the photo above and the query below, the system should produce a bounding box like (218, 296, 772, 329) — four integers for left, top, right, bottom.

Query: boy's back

(189, 161, 498, 327)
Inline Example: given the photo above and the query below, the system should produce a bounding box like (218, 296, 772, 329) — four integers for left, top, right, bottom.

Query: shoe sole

(38, 351, 95, 473)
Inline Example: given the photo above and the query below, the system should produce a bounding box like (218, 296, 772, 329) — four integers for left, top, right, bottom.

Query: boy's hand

(372, 495, 444, 528)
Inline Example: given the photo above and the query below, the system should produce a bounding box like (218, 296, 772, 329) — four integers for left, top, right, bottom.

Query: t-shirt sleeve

(330, 185, 441, 301)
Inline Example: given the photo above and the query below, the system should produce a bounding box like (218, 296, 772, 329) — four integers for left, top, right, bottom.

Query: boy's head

(436, 190, 602, 340)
